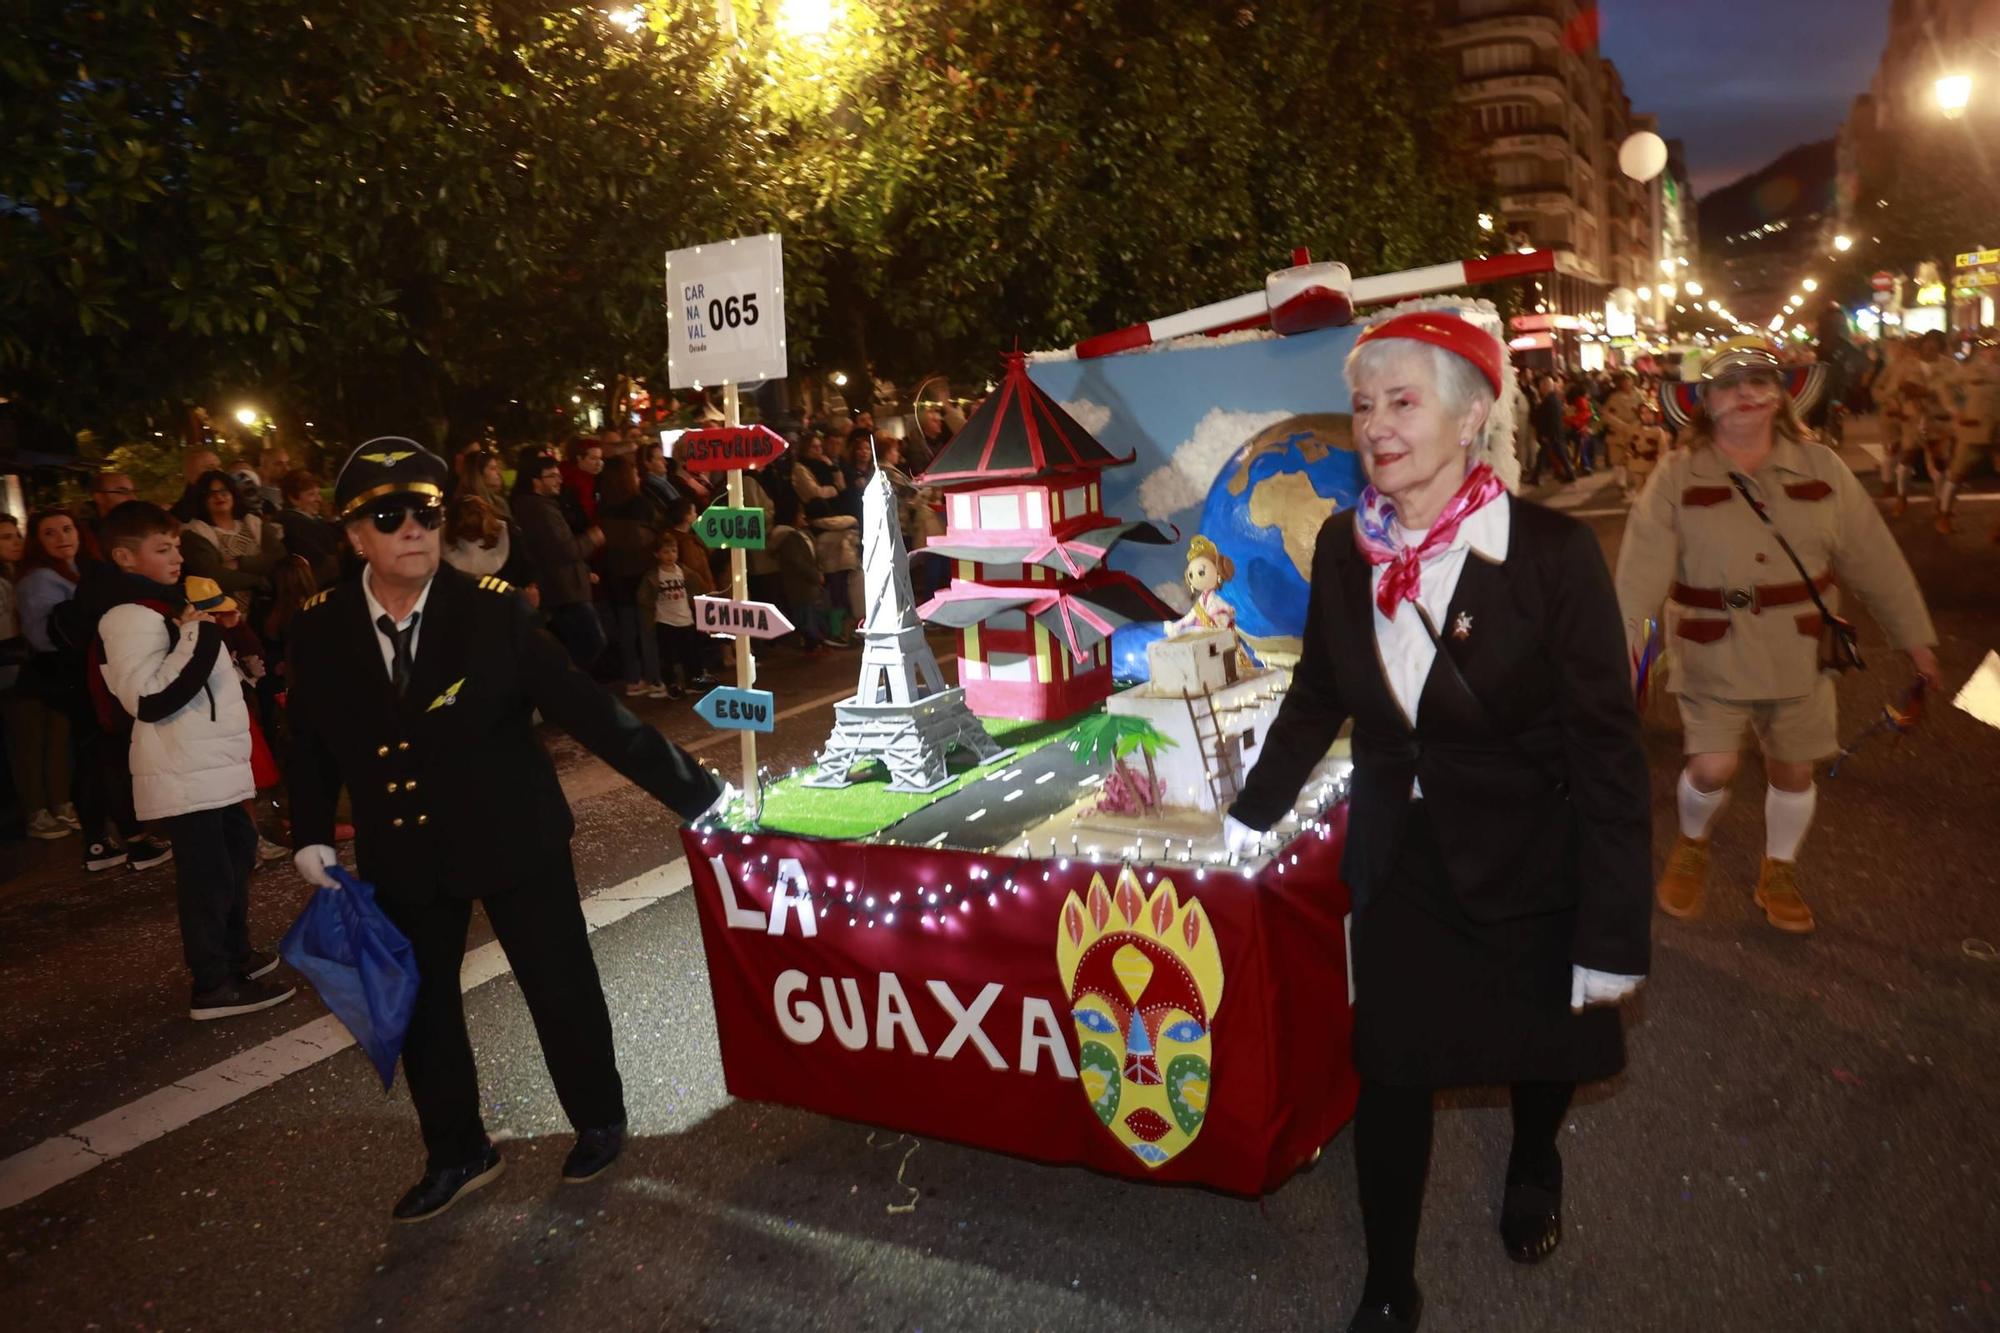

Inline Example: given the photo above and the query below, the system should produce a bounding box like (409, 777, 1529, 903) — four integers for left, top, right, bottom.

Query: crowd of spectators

(0, 400, 966, 870)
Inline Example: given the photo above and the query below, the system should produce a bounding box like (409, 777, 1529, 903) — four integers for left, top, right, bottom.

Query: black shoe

(667, 684, 685, 700)
(189, 975, 296, 1021)
(391, 1146, 504, 1223)
(84, 841, 128, 873)
(1501, 1153, 1564, 1264)
(689, 673, 719, 688)
(1347, 1286, 1422, 1332)
(125, 835, 173, 871)
(240, 949, 281, 981)
(561, 1122, 626, 1183)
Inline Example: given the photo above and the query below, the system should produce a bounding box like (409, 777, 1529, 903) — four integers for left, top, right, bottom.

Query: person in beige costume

(1873, 330, 1956, 516)
(1599, 371, 1644, 498)
(1616, 336, 1940, 934)
(1935, 339, 2000, 538)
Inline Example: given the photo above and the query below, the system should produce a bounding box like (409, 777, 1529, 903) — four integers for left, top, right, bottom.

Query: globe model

(1199, 412, 1363, 656)
(1110, 412, 1361, 680)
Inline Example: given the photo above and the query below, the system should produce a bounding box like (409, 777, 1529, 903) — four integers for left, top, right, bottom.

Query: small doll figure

(1166, 535, 1261, 671)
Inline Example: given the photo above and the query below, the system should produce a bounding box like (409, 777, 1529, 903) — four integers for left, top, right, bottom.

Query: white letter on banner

(873, 974, 930, 1055)
(767, 858, 818, 938)
(710, 855, 768, 931)
(774, 970, 823, 1044)
(926, 980, 1008, 1070)
(820, 977, 868, 1051)
(1017, 997, 1078, 1079)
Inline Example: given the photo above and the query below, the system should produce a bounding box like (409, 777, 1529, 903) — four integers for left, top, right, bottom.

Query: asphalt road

(2, 418, 1997, 1332)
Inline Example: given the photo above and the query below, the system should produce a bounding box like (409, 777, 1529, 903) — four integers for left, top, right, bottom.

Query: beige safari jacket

(1615, 436, 1936, 700)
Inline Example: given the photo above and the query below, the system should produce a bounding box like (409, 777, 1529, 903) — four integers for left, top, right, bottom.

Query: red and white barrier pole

(1072, 250, 1558, 359)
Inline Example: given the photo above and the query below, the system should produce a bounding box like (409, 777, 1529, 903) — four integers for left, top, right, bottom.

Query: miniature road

(2, 419, 1998, 1331)
(877, 740, 1103, 853)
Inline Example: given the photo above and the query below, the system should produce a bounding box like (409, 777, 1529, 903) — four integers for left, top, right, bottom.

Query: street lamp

(1936, 73, 1974, 119)
(233, 406, 261, 427)
(1685, 280, 1704, 296)
(1637, 285, 1652, 301)
(778, 0, 836, 38)
(1834, 234, 1853, 252)
(1802, 277, 1819, 293)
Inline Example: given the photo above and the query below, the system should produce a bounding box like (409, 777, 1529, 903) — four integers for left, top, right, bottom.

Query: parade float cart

(678, 246, 1564, 1195)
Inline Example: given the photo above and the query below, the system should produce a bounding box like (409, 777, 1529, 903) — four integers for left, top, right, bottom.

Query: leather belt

(1672, 571, 1833, 612)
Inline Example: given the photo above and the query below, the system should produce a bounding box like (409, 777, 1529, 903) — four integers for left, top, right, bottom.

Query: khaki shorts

(1678, 681, 1838, 763)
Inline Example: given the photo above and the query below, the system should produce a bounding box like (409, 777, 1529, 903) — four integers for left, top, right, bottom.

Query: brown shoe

(1935, 513, 1954, 535)
(1889, 496, 1909, 518)
(1754, 858, 1816, 934)
(1656, 835, 1709, 918)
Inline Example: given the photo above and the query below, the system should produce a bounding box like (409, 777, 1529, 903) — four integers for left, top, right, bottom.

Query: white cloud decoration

(1057, 398, 1113, 436)
(1135, 407, 1291, 521)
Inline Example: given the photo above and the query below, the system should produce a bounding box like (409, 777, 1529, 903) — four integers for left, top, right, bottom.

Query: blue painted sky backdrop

(1597, 0, 1889, 197)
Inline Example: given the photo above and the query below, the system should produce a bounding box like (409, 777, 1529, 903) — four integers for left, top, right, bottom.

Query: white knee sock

(1895, 463, 1911, 498)
(1765, 784, 1817, 862)
(1939, 478, 1957, 515)
(1677, 769, 1729, 840)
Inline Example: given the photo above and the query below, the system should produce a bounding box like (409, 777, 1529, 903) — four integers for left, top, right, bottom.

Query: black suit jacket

(286, 565, 723, 903)
(1231, 498, 1651, 976)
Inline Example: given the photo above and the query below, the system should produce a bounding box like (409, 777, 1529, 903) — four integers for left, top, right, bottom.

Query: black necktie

(377, 612, 420, 699)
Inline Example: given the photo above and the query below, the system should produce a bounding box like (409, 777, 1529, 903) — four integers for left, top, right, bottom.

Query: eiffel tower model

(806, 457, 1010, 793)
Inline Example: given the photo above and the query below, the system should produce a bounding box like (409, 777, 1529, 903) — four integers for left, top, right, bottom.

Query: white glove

(696, 780, 739, 825)
(1221, 813, 1266, 858)
(1570, 965, 1644, 1013)
(294, 843, 339, 890)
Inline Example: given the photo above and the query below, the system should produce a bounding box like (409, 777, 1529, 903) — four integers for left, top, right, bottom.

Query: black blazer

(286, 565, 722, 904)
(1231, 498, 1651, 977)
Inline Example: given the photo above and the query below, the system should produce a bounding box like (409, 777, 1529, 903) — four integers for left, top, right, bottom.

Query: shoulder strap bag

(1725, 470, 1864, 674)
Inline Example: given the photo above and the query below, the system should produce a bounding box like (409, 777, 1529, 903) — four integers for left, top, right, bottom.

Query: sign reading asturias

(694, 506, 766, 550)
(676, 425, 787, 474)
(694, 595, 796, 640)
(695, 686, 776, 733)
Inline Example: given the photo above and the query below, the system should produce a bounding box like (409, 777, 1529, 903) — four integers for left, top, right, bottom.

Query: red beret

(1353, 311, 1506, 398)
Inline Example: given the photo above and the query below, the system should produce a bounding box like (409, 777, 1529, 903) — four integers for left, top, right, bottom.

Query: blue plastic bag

(279, 867, 419, 1089)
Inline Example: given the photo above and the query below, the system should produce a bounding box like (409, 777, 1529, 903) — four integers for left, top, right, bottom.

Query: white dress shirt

(362, 567, 435, 682)
(1368, 498, 1511, 795)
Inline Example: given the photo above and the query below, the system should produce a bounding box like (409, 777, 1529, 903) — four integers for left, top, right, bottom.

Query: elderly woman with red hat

(1227, 310, 1652, 1332)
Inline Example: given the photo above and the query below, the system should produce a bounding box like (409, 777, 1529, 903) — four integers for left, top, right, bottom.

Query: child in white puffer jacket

(96, 502, 294, 1023)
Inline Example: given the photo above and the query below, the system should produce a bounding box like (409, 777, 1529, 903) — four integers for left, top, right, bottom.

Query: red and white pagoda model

(916, 350, 1175, 720)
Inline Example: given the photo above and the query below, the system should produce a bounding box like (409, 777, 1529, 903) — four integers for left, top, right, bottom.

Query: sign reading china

(677, 425, 787, 474)
(694, 595, 795, 640)
(679, 813, 1360, 1195)
(664, 232, 788, 389)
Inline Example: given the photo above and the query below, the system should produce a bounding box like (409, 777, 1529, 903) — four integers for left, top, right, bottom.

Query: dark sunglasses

(365, 498, 445, 534)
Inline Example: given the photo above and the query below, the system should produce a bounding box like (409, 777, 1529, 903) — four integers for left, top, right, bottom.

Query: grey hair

(1344, 337, 1494, 424)
(1343, 334, 1520, 491)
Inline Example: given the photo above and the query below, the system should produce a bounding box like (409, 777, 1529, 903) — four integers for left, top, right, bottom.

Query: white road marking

(1035, 772, 1054, 784)
(0, 857, 696, 1213)
(966, 808, 986, 822)
(1004, 789, 1024, 802)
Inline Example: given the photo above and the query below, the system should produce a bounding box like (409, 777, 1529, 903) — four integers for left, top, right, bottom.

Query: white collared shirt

(1369, 498, 1511, 795)
(362, 567, 435, 682)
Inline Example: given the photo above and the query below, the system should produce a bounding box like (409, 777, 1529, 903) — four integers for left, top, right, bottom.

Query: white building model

(1104, 631, 1284, 814)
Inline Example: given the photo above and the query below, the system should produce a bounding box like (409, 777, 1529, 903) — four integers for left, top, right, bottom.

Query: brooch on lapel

(1451, 611, 1473, 641)
(427, 678, 465, 712)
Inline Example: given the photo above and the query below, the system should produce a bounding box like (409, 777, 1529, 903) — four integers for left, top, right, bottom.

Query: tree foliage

(2, 0, 1490, 446)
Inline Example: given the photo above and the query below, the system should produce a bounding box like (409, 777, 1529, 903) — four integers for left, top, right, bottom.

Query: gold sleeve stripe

(302, 590, 332, 610)
(477, 576, 514, 594)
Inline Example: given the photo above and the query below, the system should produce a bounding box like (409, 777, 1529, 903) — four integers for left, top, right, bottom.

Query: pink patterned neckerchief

(1353, 463, 1507, 618)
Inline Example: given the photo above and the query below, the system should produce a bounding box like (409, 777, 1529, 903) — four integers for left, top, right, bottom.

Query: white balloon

(1619, 131, 1669, 183)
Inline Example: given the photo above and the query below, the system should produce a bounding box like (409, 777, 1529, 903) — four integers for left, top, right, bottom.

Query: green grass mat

(720, 712, 1094, 841)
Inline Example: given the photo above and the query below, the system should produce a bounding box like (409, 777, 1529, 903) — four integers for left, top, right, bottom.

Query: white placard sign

(664, 232, 787, 389)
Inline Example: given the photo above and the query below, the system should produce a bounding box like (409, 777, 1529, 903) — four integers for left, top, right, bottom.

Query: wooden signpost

(665, 232, 789, 818)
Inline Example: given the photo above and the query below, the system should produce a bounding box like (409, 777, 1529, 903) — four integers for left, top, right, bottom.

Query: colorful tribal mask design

(1056, 867, 1225, 1168)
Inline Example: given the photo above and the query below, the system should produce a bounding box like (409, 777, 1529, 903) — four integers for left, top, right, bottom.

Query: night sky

(1597, 0, 1890, 198)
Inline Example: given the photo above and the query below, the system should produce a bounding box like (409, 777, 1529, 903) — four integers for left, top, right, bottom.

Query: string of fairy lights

(686, 767, 1354, 932)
